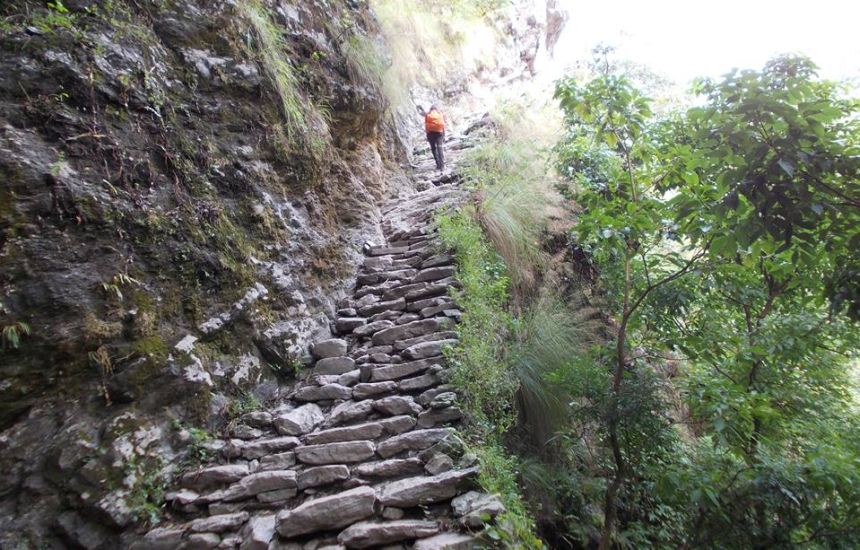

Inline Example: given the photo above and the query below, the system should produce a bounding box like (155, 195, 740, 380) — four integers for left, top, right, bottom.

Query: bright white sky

(552, 0, 860, 86)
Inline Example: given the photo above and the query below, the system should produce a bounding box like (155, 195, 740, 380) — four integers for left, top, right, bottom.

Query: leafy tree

(553, 54, 860, 547)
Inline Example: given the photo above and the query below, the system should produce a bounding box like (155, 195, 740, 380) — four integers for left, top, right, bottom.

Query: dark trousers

(427, 131, 445, 170)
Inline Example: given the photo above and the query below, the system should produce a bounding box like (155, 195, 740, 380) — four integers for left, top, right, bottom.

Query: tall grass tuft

(239, 0, 330, 158)
(510, 296, 603, 451)
(460, 102, 562, 303)
(343, 33, 387, 93)
(370, 0, 501, 111)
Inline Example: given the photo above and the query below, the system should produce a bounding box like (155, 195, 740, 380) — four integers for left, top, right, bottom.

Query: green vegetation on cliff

(442, 51, 860, 549)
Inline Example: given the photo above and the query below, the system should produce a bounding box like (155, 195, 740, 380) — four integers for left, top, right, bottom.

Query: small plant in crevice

(89, 345, 114, 406)
(1, 321, 31, 350)
(227, 391, 263, 419)
(100, 271, 142, 302)
(172, 420, 215, 469)
(124, 454, 168, 526)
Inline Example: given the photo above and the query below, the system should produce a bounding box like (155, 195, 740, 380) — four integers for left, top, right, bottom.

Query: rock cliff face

(0, 0, 565, 547)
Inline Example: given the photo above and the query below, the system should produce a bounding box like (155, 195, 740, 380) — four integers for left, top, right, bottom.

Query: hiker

(420, 104, 446, 171)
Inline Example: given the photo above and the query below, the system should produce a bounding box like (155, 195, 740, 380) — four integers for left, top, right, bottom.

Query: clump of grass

(370, 0, 501, 105)
(239, 0, 330, 158)
(510, 296, 603, 450)
(460, 102, 562, 302)
(439, 212, 515, 435)
(343, 33, 387, 91)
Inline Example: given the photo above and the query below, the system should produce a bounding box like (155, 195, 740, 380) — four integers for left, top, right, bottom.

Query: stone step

(295, 441, 376, 465)
(376, 428, 454, 459)
(375, 468, 478, 508)
(275, 486, 377, 538)
(338, 519, 440, 548)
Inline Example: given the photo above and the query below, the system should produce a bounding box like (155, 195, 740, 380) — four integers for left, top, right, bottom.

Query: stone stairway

(135, 136, 504, 549)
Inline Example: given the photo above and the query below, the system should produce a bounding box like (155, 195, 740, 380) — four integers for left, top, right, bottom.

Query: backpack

(425, 110, 445, 133)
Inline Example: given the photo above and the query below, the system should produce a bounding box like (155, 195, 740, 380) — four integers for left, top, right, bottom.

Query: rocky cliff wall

(0, 0, 565, 547)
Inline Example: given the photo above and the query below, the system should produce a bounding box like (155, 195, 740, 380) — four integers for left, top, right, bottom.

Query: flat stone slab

(240, 514, 276, 550)
(336, 317, 367, 333)
(377, 429, 453, 458)
(181, 464, 249, 491)
(326, 400, 375, 427)
(304, 422, 385, 445)
(372, 396, 423, 416)
(217, 470, 297, 502)
(353, 320, 395, 338)
(412, 266, 456, 283)
(451, 491, 506, 527)
(258, 451, 296, 472)
(312, 339, 348, 359)
(188, 511, 249, 533)
(295, 441, 376, 465)
(398, 372, 442, 392)
(417, 407, 463, 428)
(352, 458, 425, 479)
(276, 486, 377, 537)
(240, 437, 301, 459)
(297, 465, 351, 490)
(420, 254, 454, 269)
(379, 415, 417, 435)
(402, 339, 458, 360)
(367, 246, 409, 256)
(358, 297, 407, 317)
(294, 384, 353, 402)
(371, 319, 442, 346)
(369, 358, 443, 382)
(393, 330, 458, 351)
(337, 520, 440, 548)
(274, 404, 325, 436)
(412, 533, 478, 550)
(314, 356, 357, 375)
(376, 468, 478, 508)
(353, 381, 398, 400)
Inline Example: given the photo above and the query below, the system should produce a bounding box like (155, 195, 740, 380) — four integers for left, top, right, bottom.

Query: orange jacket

(425, 110, 445, 133)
